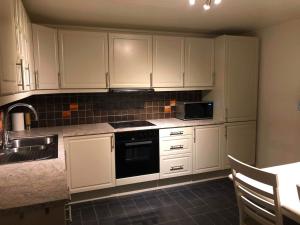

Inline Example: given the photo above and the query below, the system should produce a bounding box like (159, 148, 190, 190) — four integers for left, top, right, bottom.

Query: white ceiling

(23, 0, 300, 34)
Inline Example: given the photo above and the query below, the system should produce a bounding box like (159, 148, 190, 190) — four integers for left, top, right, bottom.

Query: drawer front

(160, 137, 192, 156)
(159, 127, 193, 138)
(160, 154, 192, 179)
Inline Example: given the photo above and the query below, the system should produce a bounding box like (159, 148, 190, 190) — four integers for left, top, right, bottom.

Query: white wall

(256, 19, 300, 167)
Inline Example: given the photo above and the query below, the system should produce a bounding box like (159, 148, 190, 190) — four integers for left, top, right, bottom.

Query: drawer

(160, 137, 193, 156)
(159, 127, 193, 138)
(160, 153, 192, 179)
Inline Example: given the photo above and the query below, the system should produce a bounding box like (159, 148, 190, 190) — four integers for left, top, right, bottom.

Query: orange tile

(164, 106, 171, 113)
(170, 99, 176, 106)
(62, 111, 71, 119)
(70, 103, 79, 111)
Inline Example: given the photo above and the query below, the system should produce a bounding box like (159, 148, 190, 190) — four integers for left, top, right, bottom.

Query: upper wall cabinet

(0, 0, 18, 95)
(184, 38, 214, 87)
(206, 36, 259, 122)
(153, 36, 184, 88)
(58, 30, 108, 89)
(32, 24, 59, 89)
(109, 33, 152, 88)
(225, 36, 259, 122)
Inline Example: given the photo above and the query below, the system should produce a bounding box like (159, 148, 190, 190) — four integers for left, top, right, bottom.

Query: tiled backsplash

(4, 91, 202, 128)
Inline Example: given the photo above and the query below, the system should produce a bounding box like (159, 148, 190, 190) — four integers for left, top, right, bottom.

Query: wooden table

(263, 162, 300, 224)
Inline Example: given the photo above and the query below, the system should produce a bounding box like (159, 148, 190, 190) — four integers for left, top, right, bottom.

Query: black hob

(109, 120, 155, 129)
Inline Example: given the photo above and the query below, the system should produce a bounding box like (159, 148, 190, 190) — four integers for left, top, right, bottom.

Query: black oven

(115, 129, 159, 179)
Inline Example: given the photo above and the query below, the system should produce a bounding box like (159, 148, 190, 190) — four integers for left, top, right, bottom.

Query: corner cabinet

(65, 134, 115, 194)
(223, 121, 256, 168)
(109, 33, 152, 88)
(184, 38, 214, 88)
(153, 36, 184, 88)
(193, 125, 224, 174)
(58, 30, 108, 89)
(32, 24, 59, 89)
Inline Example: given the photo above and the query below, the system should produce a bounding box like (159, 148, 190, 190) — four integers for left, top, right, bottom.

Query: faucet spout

(2, 103, 39, 150)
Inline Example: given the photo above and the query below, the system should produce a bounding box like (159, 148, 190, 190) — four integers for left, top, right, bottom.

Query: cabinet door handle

(16, 59, 24, 90)
(170, 131, 183, 136)
(111, 135, 114, 151)
(105, 72, 109, 88)
(170, 145, 184, 150)
(35, 70, 39, 89)
(150, 72, 153, 88)
(170, 165, 184, 171)
(183, 72, 185, 87)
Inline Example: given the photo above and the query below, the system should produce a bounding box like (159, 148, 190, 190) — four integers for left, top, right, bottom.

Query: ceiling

(23, 0, 300, 34)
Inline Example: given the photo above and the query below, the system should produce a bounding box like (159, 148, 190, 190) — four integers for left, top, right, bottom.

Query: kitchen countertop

(0, 118, 224, 210)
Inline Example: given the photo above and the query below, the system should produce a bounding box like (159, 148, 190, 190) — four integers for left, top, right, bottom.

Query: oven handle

(124, 141, 153, 147)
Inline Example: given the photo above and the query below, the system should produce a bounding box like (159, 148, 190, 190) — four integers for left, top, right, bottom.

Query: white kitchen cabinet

(59, 30, 108, 89)
(32, 24, 59, 89)
(223, 121, 256, 168)
(184, 38, 214, 87)
(193, 125, 224, 173)
(109, 33, 152, 88)
(203, 36, 259, 122)
(0, 0, 19, 95)
(65, 134, 115, 193)
(159, 127, 193, 179)
(153, 36, 184, 87)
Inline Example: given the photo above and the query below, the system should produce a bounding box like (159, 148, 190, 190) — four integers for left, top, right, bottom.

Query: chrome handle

(170, 165, 184, 171)
(25, 64, 31, 88)
(58, 72, 62, 88)
(170, 131, 183, 136)
(150, 72, 153, 88)
(183, 72, 185, 87)
(170, 145, 184, 150)
(111, 135, 114, 151)
(106, 72, 109, 88)
(35, 70, 39, 89)
(16, 59, 24, 90)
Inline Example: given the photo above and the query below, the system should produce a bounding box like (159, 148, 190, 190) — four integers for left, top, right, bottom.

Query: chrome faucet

(1, 103, 39, 150)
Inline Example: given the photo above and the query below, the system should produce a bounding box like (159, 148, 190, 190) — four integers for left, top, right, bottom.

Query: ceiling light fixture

(203, 0, 211, 10)
(189, 0, 196, 5)
(214, 0, 222, 5)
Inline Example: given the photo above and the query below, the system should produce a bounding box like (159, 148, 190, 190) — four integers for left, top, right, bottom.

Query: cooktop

(109, 120, 155, 129)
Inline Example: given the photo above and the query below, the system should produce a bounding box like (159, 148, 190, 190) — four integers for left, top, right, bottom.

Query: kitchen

(0, 0, 300, 225)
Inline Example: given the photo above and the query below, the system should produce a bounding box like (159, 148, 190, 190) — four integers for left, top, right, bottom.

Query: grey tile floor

(70, 178, 299, 225)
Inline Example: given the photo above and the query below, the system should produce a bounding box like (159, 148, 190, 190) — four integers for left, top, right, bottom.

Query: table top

(263, 162, 300, 223)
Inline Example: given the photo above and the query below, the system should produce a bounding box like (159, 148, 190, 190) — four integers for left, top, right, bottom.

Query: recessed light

(203, 0, 211, 10)
(189, 0, 196, 6)
(214, 0, 222, 5)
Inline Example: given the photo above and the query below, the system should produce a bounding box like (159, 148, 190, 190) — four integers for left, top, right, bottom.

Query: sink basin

(0, 135, 58, 165)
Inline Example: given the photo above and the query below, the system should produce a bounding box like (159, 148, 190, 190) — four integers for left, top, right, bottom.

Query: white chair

(228, 155, 283, 225)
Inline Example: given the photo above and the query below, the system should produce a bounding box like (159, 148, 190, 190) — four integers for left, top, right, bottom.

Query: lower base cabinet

(193, 125, 224, 174)
(223, 121, 256, 168)
(65, 134, 115, 194)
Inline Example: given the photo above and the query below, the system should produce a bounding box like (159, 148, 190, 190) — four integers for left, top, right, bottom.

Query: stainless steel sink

(0, 135, 58, 165)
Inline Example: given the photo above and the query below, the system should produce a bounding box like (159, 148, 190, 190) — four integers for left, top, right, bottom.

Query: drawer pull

(170, 165, 184, 171)
(170, 131, 184, 136)
(170, 145, 184, 150)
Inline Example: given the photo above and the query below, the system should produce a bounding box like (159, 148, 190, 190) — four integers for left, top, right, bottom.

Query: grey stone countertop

(0, 118, 224, 210)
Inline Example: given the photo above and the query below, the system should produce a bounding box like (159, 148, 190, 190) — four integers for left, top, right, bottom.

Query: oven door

(115, 134, 159, 179)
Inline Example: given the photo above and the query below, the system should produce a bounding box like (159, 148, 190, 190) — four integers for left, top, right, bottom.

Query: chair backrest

(297, 185, 300, 200)
(228, 155, 282, 225)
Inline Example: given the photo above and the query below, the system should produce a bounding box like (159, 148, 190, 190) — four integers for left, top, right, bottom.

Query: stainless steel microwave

(176, 101, 213, 120)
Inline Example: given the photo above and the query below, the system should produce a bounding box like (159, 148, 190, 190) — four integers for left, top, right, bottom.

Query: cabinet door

(223, 121, 256, 168)
(59, 30, 108, 88)
(194, 126, 222, 173)
(0, 0, 18, 94)
(32, 24, 59, 89)
(65, 134, 115, 193)
(225, 36, 259, 122)
(153, 36, 184, 87)
(109, 33, 152, 88)
(184, 38, 214, 87)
